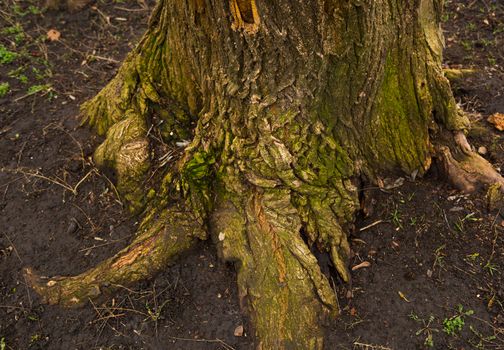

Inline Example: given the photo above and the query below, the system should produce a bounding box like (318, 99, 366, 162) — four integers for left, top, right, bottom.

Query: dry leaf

(351, 261, 371, 271)
(488, 113, 504, 131)
(234, 325, 244, 337)
(47, 29, 61, 41)
(398, 291, 411, 302)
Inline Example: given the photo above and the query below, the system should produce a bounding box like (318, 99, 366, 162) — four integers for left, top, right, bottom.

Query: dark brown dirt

(0, 1, 503, 349)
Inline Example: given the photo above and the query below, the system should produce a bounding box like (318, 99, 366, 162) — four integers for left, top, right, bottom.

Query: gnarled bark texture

(26, 0, 504, 349)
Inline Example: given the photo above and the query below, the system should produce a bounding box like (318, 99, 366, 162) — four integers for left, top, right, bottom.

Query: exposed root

(212, 189, 339, 350)
(438, 132, 504, 193)
(93, 110, 150, 213)
(80, 53, 145, 136)
(24, 204, 205, 307)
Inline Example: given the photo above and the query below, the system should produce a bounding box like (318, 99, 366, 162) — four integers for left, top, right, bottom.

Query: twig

(0, 167, 96, 196)
(359, 220, 383, 232)
(2, 233, 22, 263)
(353, 342, 392, 350)
(167, 336, 236, 350)
(79, 236, 131, 252)
(114, 6, 148, 12)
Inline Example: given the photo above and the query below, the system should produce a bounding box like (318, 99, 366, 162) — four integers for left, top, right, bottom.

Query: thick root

(93, 110, 150, 213)
(211, 189, 339, 350)
(438, 132, 504, 193)
(80, 53, 146, 136)
(24, 204, 205, 307)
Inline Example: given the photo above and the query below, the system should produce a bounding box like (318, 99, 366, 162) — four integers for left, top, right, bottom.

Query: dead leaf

(47, 29, 61, 41)
(234, 325, 244, 337)
(488, 113, 504, 131)
(350, 307, 357, 316)
(351, 261, 371, 271)
(380, 177, 405, 190)
(398, 291, 411, 302)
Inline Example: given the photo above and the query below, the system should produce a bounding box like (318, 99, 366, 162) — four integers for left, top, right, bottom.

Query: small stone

(218, 232, 225, 241)
(234, 325, 244, 337)
(351, 261, 371, 271)
(478, 146, 488, 155)
(426, 269, 433, 278)
(66, 220, 78, 234)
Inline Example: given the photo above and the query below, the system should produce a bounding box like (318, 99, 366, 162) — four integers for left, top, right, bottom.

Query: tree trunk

(26, 0, 504, 349)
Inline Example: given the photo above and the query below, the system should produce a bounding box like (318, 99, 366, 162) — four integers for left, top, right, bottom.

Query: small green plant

(433, 245, 446, 270)
(27, 84, 51, 95)
(467, 22, 476, 31)
(461, 40, 472, 51)
(2, 23, 25, 44)
(454, 212, 479, 234)
(29, 333, 41, 344)
(28, 5, 42, 15)
(410, 312, 438, 347)
(469, 325, 497, 349)
(484, 261, 498, 276)
(390, 207, 402, 229)
(0, 45, 17, 64)
(8, 67, 28, 83)
(465, 252, 480, 262)
(145, 299, 170, 322)
(0, 337, 6, 350)
(0, 82, 9, 97)
(443, 305, 474, 336)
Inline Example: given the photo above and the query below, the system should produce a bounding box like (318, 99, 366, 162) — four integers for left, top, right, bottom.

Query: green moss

(371, 53, 431, 174)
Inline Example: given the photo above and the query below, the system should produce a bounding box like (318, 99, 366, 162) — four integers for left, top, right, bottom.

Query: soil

(0, 1, 503, 349)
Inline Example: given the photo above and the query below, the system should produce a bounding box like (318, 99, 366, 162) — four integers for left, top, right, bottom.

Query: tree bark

(26, 0, 504, 349)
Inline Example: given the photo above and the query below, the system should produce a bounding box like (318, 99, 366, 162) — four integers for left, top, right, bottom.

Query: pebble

(478, 146, 487, 155)
(66, 219, 78, 234)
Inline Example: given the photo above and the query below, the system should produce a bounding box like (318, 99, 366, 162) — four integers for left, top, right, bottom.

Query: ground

(0, 0, 503, 349)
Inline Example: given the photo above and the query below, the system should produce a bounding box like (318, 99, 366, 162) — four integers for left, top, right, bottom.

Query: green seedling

(27, 84, 51, 95)
(391, 207, 402, 229)
(2, 23, 25, 44)
(461, 40, 472, 51)
(145, 299, 170, 322)
(433, 244, 446, 270)
(0, 45, 17, 64)
(410, 312, 438, 348)
(484, 262, 498, 276)
(0, 83, 9, 97)
(469, 325, 497, 349)
(8, 67, 28, 83)
(454, 212, 479, 234)
(465, 252, 480, 262)
(443, 305, 474, 336)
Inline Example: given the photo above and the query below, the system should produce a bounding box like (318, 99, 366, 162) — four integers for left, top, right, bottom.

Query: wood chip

(488, 113, 504, 131)
(47, 29, 61, 41)
(234, 325, 244, 337)
(398, 291, 411, 302)
(351, 261, 371, 271)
